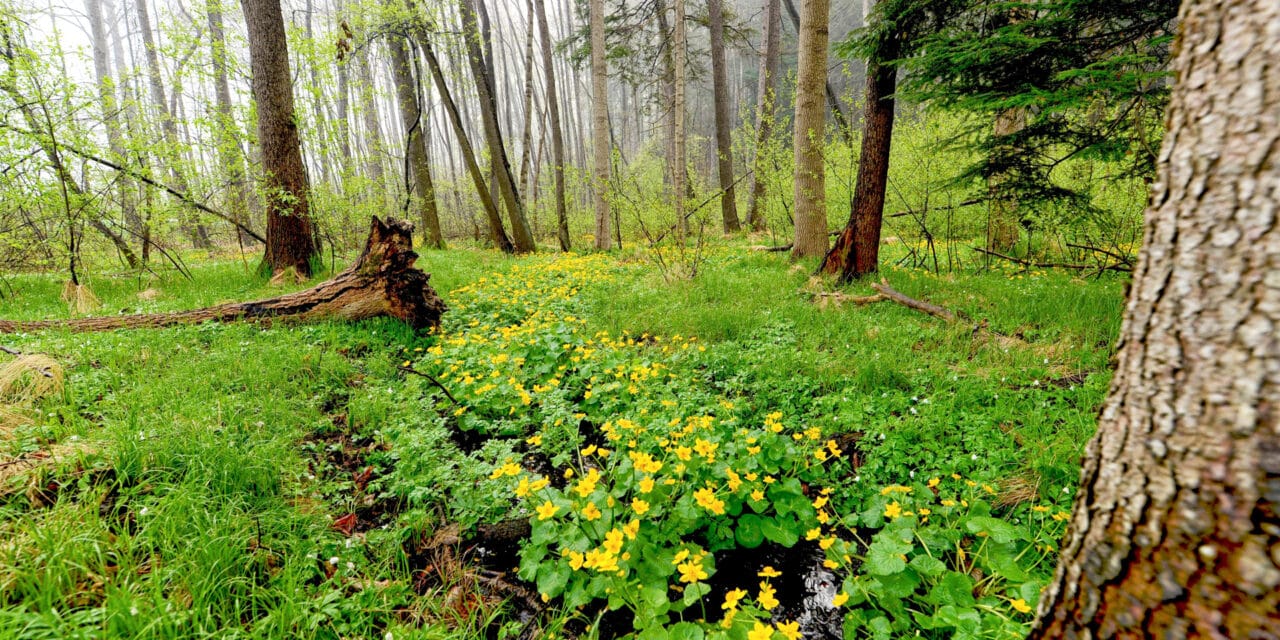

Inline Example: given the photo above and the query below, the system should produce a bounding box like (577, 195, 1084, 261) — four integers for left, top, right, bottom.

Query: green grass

(0, 241, 1126, 639)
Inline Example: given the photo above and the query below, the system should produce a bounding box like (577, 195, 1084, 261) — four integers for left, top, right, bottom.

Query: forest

(0, 0, 1277, 637)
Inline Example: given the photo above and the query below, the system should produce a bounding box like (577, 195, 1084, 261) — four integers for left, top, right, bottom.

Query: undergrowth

(0, 240, 1124, 639)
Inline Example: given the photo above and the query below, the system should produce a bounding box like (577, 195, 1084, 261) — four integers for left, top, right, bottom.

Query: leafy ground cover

(0, 242, 1124, 639)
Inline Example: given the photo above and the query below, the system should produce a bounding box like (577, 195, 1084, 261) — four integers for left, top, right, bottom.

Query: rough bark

(1029, 0, 1280, 636)
(241, 0, 319, 276)
(417, 32, 514, 253)
(387, 35, 445, 249)
(458, 0, 537, 253)
(789, 0, 830, 259)
(819, 30, 896, 281)
(0, 218, 446, 334)
(533, 0, 570, 251)
(355, 48, 390, 210)
(589, 0, 612, 249)
(745, 0, 780, 232)
(707, 0, 740, 233)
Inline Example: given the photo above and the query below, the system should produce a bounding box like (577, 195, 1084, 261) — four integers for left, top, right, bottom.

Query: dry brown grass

(60, 281, 101, 314)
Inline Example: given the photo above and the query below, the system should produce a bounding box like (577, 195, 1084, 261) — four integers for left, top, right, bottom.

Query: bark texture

(0, 218, 446, 334)
(987, 107, 1025, 252)
(671, 0, 688, 240)
(790, 0, 830, 259)
(745, 0, 780, 232)
(241, 0, 319, 275)
(589, 0, 612, 249)
(707, 0, 740, 233)
(1029, 0, 1280, 636)
(208, 0, 256, 246)
(819, 31, 896, 281)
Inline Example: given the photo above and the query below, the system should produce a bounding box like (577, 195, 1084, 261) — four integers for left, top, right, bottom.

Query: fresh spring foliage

(0, 241, 1123, 638)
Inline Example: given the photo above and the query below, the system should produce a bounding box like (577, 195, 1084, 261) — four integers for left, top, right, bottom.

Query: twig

(1, 345, 21, 356)
(886, 198, 982, 218)
(751, 244, 793, 252)
(399, 365, 459, 405)
(972, 247, 1131, 272)
(869, 280, 958, 323)
(1066, 243, 1134, 265)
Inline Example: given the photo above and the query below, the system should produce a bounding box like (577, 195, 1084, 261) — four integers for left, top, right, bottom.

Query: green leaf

(670, 622, 705, 640)
(536, 563, 569, 597)
(682, 581, 711, 606)
(964, 516, 1022, 544)
(866, 535, 912, 575)
(760, 517, 800, 546)
(736, 514, 765, 548)
(927, 572, 975, 608)
(909, 554, 946, 577)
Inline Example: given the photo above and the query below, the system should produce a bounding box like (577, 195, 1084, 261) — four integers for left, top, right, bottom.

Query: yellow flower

(832, 592, 849, 607)
(880, 485, 912, 495)
(819, 537, 836, 550)
(677, 560, 709, 583)
(603, 529, 625, 555)
(536, 501, 558, 520)
(672, 549, 690, 565)
(1011, 598, 1032, 614)
(823, 559, 838, 569)
(581, 502, 602, 521)
(726, 469, 742, 491)
(884, 502, 903, 519)
(623, 518, 641, 539)
(758, 566, 782, 578)
(751, 489, 766, 501)
(675, 446, 693, 461)
(927, 477, 940, 488)
(722, 588, 747, 610)
(812, 495, 829, 509)
(694, 487, 726, 515)
(757, 582, 779, 610)
(527, 434, 543, 446)
(816, 510, 830, 524)
(568, 550, 585, 570)
(776, 621, 801, 640)
(631, 499, 650, 515)
(748, 622, 774, 640)
(639, 477, 656, 493)
(805, 527, 822, 541)
(581, 445, 598, 457)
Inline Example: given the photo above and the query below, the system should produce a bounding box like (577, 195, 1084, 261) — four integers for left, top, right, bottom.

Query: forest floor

(0, 240, 1124, 640)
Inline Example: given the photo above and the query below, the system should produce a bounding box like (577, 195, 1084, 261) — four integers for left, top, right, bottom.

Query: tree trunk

(745, 0, 780, 232)
(355, 48, 390, 210)
(789, 0, 830, 259)
(707, 0, 740, 233)
(819, 29, 896, 281)
(589, 0, 612, 250)
(1029, 0, 1280, 636)
(533, 0, 570, 251)
(781, 0, 852, 146)
(417, 32, 514, 253)
(458, 0, 536, 253)
(85, 0, 137, 245)
(671, 0, 688, 241)
(208, 0, 257, 247)
(0, 218, 446, 334)
(387, 35, 445, 249)
(137, 0, 211, 248)
(241, 0, 319, 276)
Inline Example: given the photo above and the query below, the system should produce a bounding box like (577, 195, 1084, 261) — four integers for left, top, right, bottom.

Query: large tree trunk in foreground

(242, 0, 319, 276)
(790, 0, 830, 259)
(1029, 0, 1280, 636)
(0, 218, 446, 334)
(819, 29, 896, 282)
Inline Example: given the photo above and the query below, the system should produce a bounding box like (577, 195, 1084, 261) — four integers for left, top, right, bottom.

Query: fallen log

(0, 217, 447, 334)
(813, 279, 957, 322)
